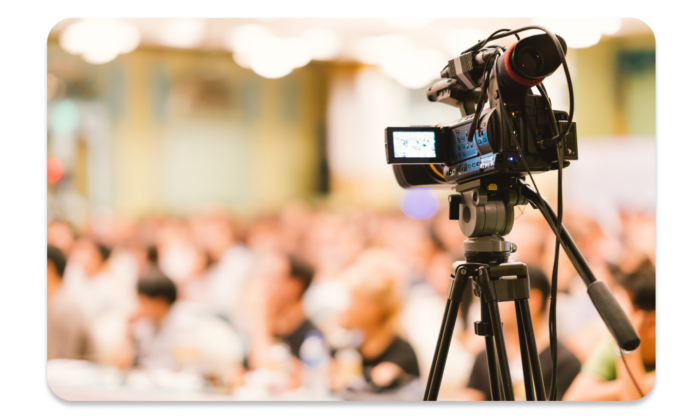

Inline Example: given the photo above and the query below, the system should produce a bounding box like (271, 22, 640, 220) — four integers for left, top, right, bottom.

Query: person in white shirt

(63, 238, 135, 365)
(128, 273, 244, 388)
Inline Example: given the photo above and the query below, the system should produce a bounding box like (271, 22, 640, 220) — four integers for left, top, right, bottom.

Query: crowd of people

(46, 201, 656, 400)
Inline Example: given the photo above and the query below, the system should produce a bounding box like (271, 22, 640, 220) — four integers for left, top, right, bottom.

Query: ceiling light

(59, 19, 140, 65)
(249, 35, 295, 79)
(226, 24, 270, 54)
(300, 28, 342, 60)
(533, 17, 614, 48)
(156, 18, 207, 49)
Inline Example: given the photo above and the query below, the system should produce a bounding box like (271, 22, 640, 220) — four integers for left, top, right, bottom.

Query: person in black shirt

(464, 266, 581, 400)
(248, 254, 322, 374)
(339, 262, 420, 393)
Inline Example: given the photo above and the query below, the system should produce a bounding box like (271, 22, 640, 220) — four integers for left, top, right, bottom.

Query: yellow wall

(49, 42, 330, 218)
(48, 27, 656, 219)
(576, 32, 655, 137)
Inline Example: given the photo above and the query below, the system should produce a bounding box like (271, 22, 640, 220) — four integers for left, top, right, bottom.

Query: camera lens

(516, 47, 544, 77)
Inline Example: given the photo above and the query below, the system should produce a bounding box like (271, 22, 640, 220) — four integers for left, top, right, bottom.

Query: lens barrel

(497, 34, 567, 91)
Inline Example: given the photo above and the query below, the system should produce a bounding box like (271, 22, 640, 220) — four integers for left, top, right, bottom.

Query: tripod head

(447, 176, 526, 266)
(448, 176, 527, 239)
(446, 176, 641, 353)
(424, 175, 641, 401)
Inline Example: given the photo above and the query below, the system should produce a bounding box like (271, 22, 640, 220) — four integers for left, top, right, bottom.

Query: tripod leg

(517, 299, 547, 401)
(487, 299, 515, 401)
(424, 298, 461, 400)
(481, 295, 503, 401)
(424, 301, 449, 399)
(484, 337, 503, 401)
(515, 300, 535, 401)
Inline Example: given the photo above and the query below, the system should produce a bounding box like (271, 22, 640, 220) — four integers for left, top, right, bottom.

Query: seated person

(563, 268, 655, 401)
(65, 238, 134, 320)
(129, 273, 181, 371)
(127, 272, 244, 390)
(47, 245, 96, 361)
(339, 265, 420, 393)
(464, 266, 581, 400)
(248, 254, 323, 373)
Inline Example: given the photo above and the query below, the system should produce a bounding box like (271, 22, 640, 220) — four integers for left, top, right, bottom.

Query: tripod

(423, 178, 641, 401)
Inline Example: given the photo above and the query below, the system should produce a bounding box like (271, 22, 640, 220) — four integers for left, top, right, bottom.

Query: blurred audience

(47, 220, 76, 257)
(564, 266, 656, 401)
(463, 266, 582, 401)
(128, 273, 244, 390)
(46, 203, 655, 401)
(47, 245, 96, 361)
(129, 274, 180, 370)
(401, 250, 473, 399)
(337, 250, 420, 394)
(64, 239, 125, 317)
(248, 254, 321, 366)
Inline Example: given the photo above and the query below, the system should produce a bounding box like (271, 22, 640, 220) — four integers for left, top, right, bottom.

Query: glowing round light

(226, 24, 270, 54)
(384, 18, 434, 29)
(301, 28, 342, 60)
(49, 100, 80, 135)
(282, 37, 312, 69)
(354, 34, 412, 65)
(444, 28, 488, 57)
(354, 34, 445, 88)
(532, 18, 610, 49)
(156, 18, 207, 49)
(233, 52, 252, 69)
(47, 157, 64, 184)
(600, 18, 622, 35)
(400, 189, 440, 219)
(381, 47, 446, 89)
(59, 19, 140, 64)
(81, 49, 121, 65)
(249, 35, 295, 79)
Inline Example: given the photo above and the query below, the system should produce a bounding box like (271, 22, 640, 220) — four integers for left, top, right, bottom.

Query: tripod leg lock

(474, 321, 496, 337)
(446, 264, 470, 302)
(477, 267, 499, 303)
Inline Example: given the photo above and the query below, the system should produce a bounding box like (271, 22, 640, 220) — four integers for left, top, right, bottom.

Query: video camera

(385, 32, 578, 189)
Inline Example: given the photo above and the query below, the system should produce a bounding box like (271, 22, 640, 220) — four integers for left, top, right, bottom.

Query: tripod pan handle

(587, 281, 640, 352)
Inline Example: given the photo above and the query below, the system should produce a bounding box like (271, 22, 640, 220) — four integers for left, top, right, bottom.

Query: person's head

(47, 245, 67, 289)
(71, 238, 111, 277)
(624, 267, 656, 349)
(136, 274, 178, 324)
(266, 254, 314, 312)
(146, 245, 159, 266)
(340, 251, 403, 334)
(47, 220, 76, 256)
(499, 266, 551, 327)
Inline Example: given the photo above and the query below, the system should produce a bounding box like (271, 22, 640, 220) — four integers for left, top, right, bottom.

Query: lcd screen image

(393, 131, 437, 158)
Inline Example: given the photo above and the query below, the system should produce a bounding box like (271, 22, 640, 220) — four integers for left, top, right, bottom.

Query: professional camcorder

(385, 32, 577, 189)
(390, 28, 641, 402)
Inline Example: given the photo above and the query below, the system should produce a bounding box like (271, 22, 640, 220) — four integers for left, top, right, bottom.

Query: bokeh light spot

(47, 157, 64, 184)
(49, 100, 80, 135)
(400, 188, 440, 219)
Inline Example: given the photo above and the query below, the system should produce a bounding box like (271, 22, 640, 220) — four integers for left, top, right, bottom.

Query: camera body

(386, 34, 578, 189)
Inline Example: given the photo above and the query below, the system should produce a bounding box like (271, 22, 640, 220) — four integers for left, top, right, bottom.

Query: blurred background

(46, 18, 656, 401)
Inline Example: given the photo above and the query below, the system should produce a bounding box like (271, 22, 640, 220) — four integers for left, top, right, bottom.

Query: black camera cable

(500, 91, 561, 400)
(467, 26, 641, 400)
(466, 54, 499, 144)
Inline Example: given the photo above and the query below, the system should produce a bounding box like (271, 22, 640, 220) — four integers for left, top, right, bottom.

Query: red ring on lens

(504, 43, 544, 87)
